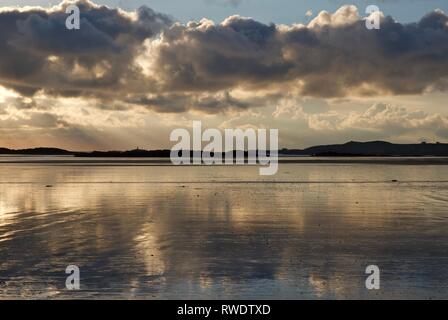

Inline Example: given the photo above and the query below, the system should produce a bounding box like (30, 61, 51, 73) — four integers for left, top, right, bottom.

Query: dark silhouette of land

(280, 141, 448, 156)
(1, 141, 448, 157)
(74, 149, 171, 157)
(0, 147, 72, 155)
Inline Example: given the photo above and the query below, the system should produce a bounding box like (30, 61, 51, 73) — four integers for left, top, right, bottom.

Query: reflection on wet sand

(0, 163, 448, 299)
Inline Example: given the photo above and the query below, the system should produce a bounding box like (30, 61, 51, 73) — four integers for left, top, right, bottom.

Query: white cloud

(308, 5, 359, 28)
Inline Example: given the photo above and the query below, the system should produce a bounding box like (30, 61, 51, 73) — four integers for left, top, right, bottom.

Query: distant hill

(281, 141, 448, 156)
(1, 141, 448, 157)
(0, 147, 72, 155)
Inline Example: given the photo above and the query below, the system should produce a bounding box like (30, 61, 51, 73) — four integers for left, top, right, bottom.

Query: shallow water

(0, 157, 448, 299)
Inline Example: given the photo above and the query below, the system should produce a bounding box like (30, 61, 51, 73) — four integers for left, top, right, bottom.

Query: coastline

(1, 156, 448, 165)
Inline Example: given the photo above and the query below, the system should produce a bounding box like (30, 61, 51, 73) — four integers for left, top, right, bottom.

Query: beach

(0, 157, 447, 299)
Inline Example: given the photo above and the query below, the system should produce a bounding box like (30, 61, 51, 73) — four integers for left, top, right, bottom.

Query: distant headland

(1, 141, 448, 157)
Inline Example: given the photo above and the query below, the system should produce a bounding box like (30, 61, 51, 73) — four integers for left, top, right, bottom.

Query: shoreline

(1, 157, 448, 165)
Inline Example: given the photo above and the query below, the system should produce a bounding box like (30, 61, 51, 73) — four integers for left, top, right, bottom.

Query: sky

(0, 0, 448, 150)
(2, 0, 448, 24)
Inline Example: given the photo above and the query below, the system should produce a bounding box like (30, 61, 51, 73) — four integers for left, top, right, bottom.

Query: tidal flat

(0, 157, 447, 299)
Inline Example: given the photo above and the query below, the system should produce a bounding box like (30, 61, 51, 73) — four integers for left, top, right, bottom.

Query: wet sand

(0, 158, 447, 299)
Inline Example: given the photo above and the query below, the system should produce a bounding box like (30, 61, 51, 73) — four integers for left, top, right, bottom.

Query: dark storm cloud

(153, 7, 448, 98)
(1, 2, 448, 113)
(152, 16, 292, 92)
(0, 0, 172, 96)
(126, 92, 252, 114)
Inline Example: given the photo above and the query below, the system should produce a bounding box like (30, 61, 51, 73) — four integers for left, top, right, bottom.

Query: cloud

(340, 103, 448, 135)
(307, 5, 360, 28)
(124, 91, 279, 114)
(0, 0, 172, 97)
(306, 102, 448, 139)
(0, 111, 68, 129)
(146, 5, 448, 101)
(0, 2, 448, 115)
